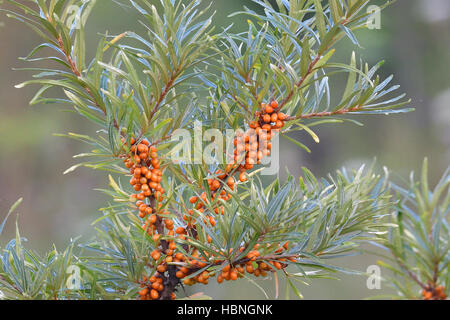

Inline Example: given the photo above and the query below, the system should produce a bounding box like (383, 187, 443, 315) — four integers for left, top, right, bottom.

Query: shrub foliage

(0, 0, 447, 300)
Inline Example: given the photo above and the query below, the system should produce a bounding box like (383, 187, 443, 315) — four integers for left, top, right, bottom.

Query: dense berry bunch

(239, 100, 288, 172)
(422, 285, 447, 300)
(122, 138, 178, 300)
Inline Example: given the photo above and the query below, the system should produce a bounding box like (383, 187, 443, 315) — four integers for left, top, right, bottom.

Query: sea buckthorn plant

(1, 0, 446, 301)
(375, 159, 449, 300)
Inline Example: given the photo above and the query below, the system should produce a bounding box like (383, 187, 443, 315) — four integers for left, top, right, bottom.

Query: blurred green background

(0, 0, 449, 299)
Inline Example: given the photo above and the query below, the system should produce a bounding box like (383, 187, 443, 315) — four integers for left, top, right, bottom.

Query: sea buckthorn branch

(53, 34, 126, 133)
(6, 0, 215, 161)
(5, 1, 111, 119)
(0, 143, 401, 300)
(276, 54, 322, 113)
(376, 159, 449, 300)
(1, 0, 427, 302)
(4, 1, 215, 301)
(216, 1, 411, 139)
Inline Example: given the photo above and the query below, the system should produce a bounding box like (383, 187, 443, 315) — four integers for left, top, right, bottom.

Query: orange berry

(139, 288, 149, 296)
(151, 250, 161, 260)
(265, 105, 274, 114)
(189, 196, 198, 204)
(152, 160, 160, 169)
(271, 113, 278, 122)
(270, 101, 278, 108)
(148, 214, 157, 224)
(137, 144, 148, 153)
(149, 182, 158, 189)
(169, 242, 177, 250)
(134, 168, 142, 177)
(175, 227, 185, 234)
(211, 180, 221, 191)
(176, 253, 185, 261)
(156, 264, 167, 273)
(222, 271, 230, 281)
(150, 289, 159, 300)
(423, 291, 432, 300)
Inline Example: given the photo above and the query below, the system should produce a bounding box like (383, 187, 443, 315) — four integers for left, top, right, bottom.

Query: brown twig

(286, 105, 362, 121)
(148, 70, 178, 122)
(394, 256, 427, 290)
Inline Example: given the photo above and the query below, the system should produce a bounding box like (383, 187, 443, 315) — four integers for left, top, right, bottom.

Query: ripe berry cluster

(422, 285, 447, 300)
(215, 242, 296, 284)
(122, 138, 179, 300)
(238, 100, 287, 172)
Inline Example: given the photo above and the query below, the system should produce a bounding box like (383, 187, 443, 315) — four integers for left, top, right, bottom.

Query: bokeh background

(0, 0, 449, 299)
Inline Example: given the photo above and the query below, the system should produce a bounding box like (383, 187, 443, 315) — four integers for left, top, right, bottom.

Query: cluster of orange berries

(235, 100, 287, 174)
(181, 242, 294, 287)
(422, 285, 447, 300)
(122, 137, 181, 300)
(138, 274, 175, 301)
(217, 243, 293, 284)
